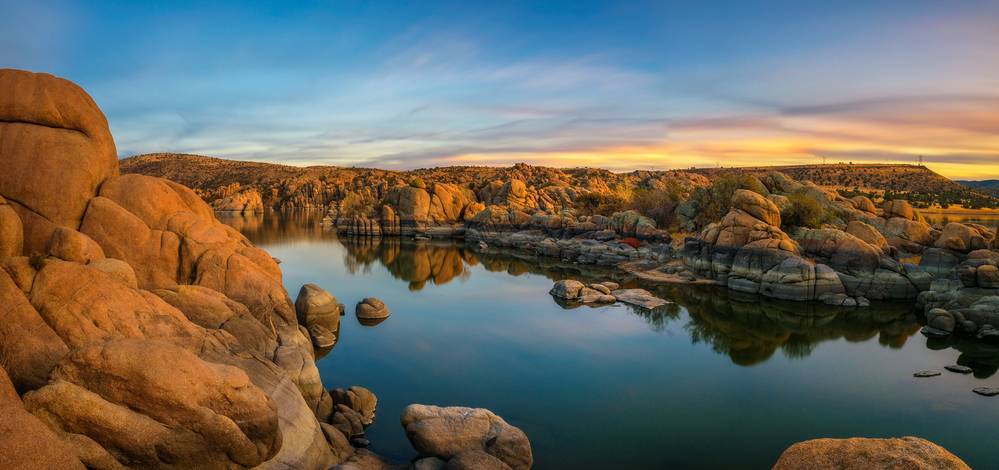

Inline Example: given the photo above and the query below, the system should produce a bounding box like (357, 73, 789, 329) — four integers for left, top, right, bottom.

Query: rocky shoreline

(0, 68, 986, 469)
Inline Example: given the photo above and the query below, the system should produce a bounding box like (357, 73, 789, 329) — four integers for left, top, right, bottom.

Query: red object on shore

(620, 237, 642, 248)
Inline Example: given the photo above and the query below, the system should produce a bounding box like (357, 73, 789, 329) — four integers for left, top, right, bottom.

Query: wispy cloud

(4, 1, 998, 179)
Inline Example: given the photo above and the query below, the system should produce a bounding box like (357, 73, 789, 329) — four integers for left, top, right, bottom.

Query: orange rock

(0, 367, 86, 470)
(773, 437, 970, 470)
(0, 69, 117, 229)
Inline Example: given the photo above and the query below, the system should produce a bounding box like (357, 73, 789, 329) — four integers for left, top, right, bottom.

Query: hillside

(120, 153, 711, 212)
(692, 164, 997, 209)
(958, 179, 999, 197)
(691, 164, 964, 193)
(122, 154, 999, 215)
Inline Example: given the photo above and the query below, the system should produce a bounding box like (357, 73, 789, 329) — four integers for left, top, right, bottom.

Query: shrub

(409, 177, 426, 189)
(575, 192, 626, 216)
(781, 190, 835, 228)
(627, 187, 679, 227)
(689, 173, 769, 226)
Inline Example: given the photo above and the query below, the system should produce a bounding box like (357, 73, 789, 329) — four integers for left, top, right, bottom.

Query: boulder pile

(0, 69, 338, 468)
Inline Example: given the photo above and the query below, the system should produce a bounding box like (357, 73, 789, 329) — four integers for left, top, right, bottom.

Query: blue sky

(3, 0, 998, 178)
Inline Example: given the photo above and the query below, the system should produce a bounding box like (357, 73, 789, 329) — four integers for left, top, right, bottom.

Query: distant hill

(122, 155, 999, 210)
(958, 180, 999, 197)
(690, 164, 966, 193)
(691, 164, 998, 209)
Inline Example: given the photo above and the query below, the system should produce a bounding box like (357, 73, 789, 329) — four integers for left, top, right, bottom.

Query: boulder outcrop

(0, 69, 338, 469)
(401, 404, 533, 470)
(773, 436, 970, 470)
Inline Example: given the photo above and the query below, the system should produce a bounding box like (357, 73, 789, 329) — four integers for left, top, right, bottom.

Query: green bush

(689, 173, 769, 226)
(409, 177, 426, 189)
(627, 187, 678, 227)
(781, 190, 835, 228)
(575, 192, 625, 216)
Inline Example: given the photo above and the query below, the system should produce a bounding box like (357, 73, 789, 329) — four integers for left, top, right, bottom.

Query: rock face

(24, 339, 281, 469)
(401, 404, 533, 470)
(683, 189, 846, 301)
(0, 69, 337, 469)
(773, 437, 970, 470)
(0, 69, 118, 236)
(0, 368, 86, 470)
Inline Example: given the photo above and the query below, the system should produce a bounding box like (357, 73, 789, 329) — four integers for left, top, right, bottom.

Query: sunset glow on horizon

(4, 1, 998, 179)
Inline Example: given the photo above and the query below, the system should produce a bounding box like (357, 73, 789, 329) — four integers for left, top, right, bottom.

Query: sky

(2, 0, 998, 179)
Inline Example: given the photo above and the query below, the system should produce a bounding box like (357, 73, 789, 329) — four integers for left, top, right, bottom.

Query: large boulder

(24, 339, 282, 469)
(386, 186, 431, 228)
(0, 367, 86, 470)
(0, 69, 118, 233)
(296, 283, 342, 332)
(155, 284, 278, 358)
(28, 260, 207, 351)
(773, 436, 970, 470)
(213, 188, 264, 213)
(844, 220, 888, 252)
(935, 223, 993, 253)
(0, 269, 68, 392)
(882, 199, 918, 221)
(401, 404, 532, 470)
(732, 189, 781, 227)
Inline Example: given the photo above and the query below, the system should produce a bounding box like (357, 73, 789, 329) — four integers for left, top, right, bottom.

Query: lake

(223, 212, 999, 469)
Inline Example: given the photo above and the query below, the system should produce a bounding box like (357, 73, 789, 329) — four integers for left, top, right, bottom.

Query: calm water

(223, 213, 999, 469)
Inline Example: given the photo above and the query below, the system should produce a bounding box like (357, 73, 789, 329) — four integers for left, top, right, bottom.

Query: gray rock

(920, 326, 951, 338)
(944, 365, 973, 374)
(913, 370, 942, 378)
(972, 387, 999, 397)
(927, 308, 955, 333)
(611, 289, 670, 309)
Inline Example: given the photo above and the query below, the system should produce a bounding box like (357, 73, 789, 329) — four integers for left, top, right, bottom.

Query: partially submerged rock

(773, 436, 970, 470)
(612, 288, 670, 309)
(296, 283, 342, 331)
(356, 297, 390, 325)
(400, 404, 533, 470)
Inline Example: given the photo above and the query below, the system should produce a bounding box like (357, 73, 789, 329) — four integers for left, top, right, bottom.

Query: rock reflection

(217, 211, 336, 243)
(335, 238, 924, 366)
(264, 230, 931, 368)
(341, 238, 474, 291)
(666, 287, 921, 366)
(926, 336, 999, 378)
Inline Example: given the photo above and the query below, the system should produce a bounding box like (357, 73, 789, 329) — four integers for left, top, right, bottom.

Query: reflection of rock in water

(336, 236, 935, 367)
(926, 336, 999, 378)
(217, 210, 336, 244)
(357, 317, 389, 327)
(672, 286, 921, 366)
(341, 238, 474, 291)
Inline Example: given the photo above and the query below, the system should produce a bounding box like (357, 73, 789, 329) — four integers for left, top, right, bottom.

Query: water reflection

(224, 211, 992, 374)
(230, 211, 999, 469)
(330, 234, 929, 368)
(670, 287, 920, 366)
(218, 211, 336, 243)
